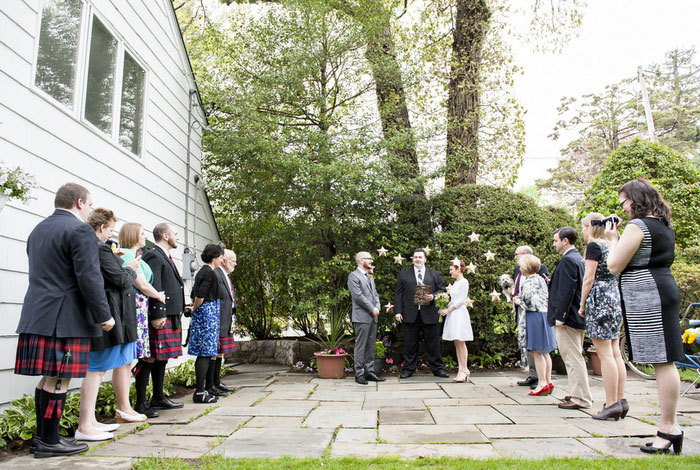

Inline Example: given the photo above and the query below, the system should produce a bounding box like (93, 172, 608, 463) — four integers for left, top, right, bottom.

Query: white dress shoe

(74, 429, 114, 441)
(95, 422, 120, 432)
(115, 409, 147, 423)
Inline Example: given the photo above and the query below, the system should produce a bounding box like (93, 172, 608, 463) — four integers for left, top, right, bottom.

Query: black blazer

(394, 267, 446, 324)
(547, 248, 585, 329)
(143, 245, 185, 322)
(16, 210, 111, 338)
(91, 242, 138, 351)
(215, 267, 235, 337)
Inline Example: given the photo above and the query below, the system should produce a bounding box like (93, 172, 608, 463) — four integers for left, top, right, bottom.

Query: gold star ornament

(393, 254, 404, 265)
(489, 290, 502, 302)
(422, 246, 432, 256)
(469, 232, 480, 243)
(483, 250, 495, 261)
(384, 302, 394, 312)
(377, 246, 388, 257)
(465, 263, 477, 274)
(465, 297, 474, 308)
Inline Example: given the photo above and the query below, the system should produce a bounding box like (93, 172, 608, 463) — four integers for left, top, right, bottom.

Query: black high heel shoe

(619, 398, 629, 419)
(640, 430, 683, 455)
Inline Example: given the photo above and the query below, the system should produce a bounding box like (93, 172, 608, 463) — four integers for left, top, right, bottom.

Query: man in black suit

(141, 223, 185, 411)
(212, 248, 237, 394)
(15, 183, 114, 458)
(394, 248, 448, 378)
(547, 227, 592, 410)
(512, 245, 550, 389)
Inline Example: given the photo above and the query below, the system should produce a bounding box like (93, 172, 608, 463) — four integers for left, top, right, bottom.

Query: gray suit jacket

(348, 268, 380, 323)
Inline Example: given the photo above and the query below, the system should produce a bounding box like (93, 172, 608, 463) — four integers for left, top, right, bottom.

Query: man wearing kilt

(213, 249, 238, 394)
(141, 223, 185, 410)
(15, 183, 114, 458)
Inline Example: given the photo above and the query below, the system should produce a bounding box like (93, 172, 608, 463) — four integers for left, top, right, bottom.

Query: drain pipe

(183, 89, 197, 279)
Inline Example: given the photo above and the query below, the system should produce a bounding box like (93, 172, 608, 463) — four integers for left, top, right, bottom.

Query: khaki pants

(555, 325, 593, 408)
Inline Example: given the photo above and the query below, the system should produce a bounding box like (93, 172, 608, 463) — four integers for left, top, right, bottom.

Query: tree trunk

(446, 0, 490, 186)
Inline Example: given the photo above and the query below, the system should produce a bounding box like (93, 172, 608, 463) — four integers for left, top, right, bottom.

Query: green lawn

(133, 455, 700, 470)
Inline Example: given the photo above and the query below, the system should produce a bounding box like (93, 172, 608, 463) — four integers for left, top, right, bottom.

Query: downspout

(183, 89, 197, 279)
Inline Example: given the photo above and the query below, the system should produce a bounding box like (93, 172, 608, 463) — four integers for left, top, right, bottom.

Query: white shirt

(414, 266, 425, 285)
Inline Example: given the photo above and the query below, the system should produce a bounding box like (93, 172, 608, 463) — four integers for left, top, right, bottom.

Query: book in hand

(413, 285, 433, 305)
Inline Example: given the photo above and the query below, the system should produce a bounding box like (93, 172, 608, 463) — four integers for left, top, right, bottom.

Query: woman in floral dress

(579, 213, 626, 420)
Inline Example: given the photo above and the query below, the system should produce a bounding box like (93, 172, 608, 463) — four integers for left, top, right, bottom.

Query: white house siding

(0, 0, 220, 405)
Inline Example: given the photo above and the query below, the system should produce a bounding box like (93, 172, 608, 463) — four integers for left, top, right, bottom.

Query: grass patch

(678, 367, 699, 384)
(189, 405, 219, 423)
(132, 455, 700, 470)
(637, 416, 657, 426)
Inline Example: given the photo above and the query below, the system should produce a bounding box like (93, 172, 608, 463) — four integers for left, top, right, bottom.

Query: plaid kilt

(148, 316, 182, 360)
(218, 334, 236, 354)
(15, 333, 90, 378)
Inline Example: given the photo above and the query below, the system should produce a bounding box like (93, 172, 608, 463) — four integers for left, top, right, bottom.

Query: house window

(119, 52, 146, 155)
(34, 0, 83, 109)
(84, 16, 118, 134)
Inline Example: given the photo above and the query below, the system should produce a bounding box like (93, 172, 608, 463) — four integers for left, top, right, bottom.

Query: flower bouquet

(435, 292, 450, 310)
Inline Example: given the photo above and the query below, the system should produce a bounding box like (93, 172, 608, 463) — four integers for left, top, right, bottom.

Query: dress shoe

(30, 435, 76, 454)
(399, 370, 413, 379)
(74, 429, 114, 441)
(33, 437, 88, 459)
(558, 399, 582, 409)
(95, 422, 120, 432)
(366, 372, 385, 382)
(517, 376, 538, 387)
(193, 391, 218, 403)
(592, 401, 623, 421)
(216, 383, 235, 393)
(115, 409, 147, 423)
(529, 383, 553, 396)
(433, 370, 450, 378)
(355, 376, 369, 385)
(619, 398, 629, 419)
(150, 397, 184, 410)
(135, 402, 160, 418)
(207, 387, 228, 397)
(641, 430, 683, 454)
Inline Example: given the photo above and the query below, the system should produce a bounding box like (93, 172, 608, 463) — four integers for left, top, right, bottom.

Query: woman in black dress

(606, 179, 683, 454)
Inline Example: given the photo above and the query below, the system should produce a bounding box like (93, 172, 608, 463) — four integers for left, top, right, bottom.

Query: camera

(590, 215, 621, 227)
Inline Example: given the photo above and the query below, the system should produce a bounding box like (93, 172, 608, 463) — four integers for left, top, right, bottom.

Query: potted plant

(310, 304, 352, 379)
(587, 346, 602, 376)
(0, 162, 37, 212)
(374, 341, 387, 374)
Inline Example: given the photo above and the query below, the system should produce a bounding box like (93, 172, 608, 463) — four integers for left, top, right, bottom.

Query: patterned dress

(121, 249, 151, 359)
(620, 218, 683, 363)
(520, 274, 557, 354)
(584, 242, 622, 340)
(188, 265, 221, 357)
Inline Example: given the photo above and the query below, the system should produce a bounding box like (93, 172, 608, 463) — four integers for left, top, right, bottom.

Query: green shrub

(165, 359, 233, 388)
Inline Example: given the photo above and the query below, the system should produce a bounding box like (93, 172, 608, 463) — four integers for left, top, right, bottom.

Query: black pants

(401, 315, 442, 373)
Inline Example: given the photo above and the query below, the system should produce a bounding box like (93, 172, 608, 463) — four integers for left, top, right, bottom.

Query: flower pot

(315, 352, 347, 379)
(0, 193, 7, 213)
(588, 350, 602, 376)
(373, 358, 384, 374)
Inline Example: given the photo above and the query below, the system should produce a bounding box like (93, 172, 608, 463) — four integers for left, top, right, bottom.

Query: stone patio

(6, 363, 700, 467)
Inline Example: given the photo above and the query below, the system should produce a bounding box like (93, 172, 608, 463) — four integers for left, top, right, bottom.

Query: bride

(439, 258, 474, 382)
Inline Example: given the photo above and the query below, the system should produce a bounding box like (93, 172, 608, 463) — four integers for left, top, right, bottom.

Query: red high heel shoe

(529, 383, 552, 396)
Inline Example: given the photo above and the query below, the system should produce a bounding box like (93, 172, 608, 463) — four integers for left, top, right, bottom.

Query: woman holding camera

(579, 213, 626, 420)
(606, 179, 684, 454)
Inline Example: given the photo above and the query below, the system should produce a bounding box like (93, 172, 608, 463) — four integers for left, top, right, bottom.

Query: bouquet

(435, 292, 450, 310)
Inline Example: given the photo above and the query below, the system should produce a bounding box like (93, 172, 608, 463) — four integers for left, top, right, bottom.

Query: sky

(512, 0, 700, 189)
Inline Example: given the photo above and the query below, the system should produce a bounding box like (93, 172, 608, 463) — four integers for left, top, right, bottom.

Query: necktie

(365, 273, 371, 282)
(514, 272, 521, 296)
(417, 270, 423, 285)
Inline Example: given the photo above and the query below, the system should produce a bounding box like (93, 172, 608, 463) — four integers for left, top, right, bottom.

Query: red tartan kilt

(148, 316, 182, 360)
(218, 334, 236, 354)
(15, 333, 90, 378)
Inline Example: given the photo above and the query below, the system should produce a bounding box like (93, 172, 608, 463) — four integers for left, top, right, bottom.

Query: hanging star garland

(422, 246, 432, 256)
(483, 250, 495, 261)
(465, 263, 476, 274)
(465, 297, 474, 308)
(489, 290, 502, 302)
(393, 254, 404, 264)
(469, 232, 480, 243)
(377, 246, 388, 257)
(384, 302, 394, 312)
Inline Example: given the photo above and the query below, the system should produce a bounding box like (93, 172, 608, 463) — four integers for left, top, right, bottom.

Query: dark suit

(513, 263, 550, 379)
(215, 267, 235, 336)
(394, 266, 446, 373)
(143, 246, 185, 325)
(16, 210, 111, 338)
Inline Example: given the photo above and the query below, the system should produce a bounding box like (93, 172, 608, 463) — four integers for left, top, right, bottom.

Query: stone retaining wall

(227, 339, 319, 366)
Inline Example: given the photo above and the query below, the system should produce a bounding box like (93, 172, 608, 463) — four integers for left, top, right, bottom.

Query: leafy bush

(0, 392, 81, 447)
(165, 359, 233, 388)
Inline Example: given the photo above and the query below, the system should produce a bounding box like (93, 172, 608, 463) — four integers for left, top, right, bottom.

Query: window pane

(119, 52, 145, 155)
(84, 16, 117, 133)
(34, 0, 83, 108)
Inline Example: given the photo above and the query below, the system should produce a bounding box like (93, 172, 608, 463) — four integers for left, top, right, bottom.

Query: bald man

(348, 251, 383, 384)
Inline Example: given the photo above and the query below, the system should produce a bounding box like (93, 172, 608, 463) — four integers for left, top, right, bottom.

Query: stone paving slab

(210, 406, 310, 417)
(678, 397, 700, 413)
(379, 410, 434, 425)
(263, 390, 313, 400)
(169, 414, 249, 436)
(210, 427, 333, 458)
(491, 437, 600, 458)
(424, 397, 519, 406)
(639, 414, 699, 427)
(478, 423, 589, 438)
(493, 385, 561, 405)
(336, 428, 377, 443)
(492, 404, 589, 423)
(90, 425, 216, 458)
(439, 384, 503, 399)
(398, 375, 454, 384)
(377, 382, 440, 391)
(316, 401, 364, 410)
(146, 401, 208, 424)
(7, 456, 133, 470)
(311, 390, 366, 402)
(264, 383, 317, 392)
(569, 417, 657, 437)
(430, 405, 511, 425)
(378, 424, 488, 444)
(363, 398, 425, 410)
(246, 416, 304, 428)
(365, 390, 448, 400)
(579, 436, 700, 457)
(330, 442, 498, 459)
(303, 409, 377, 428)
(215, 392, 269, 407)
(254, 399, 318, 410)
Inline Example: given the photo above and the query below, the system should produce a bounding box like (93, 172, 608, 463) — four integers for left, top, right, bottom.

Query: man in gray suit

(348, 251, 384, 384)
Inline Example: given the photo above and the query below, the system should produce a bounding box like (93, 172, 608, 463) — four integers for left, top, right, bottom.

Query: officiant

(394, 248, 448, 378)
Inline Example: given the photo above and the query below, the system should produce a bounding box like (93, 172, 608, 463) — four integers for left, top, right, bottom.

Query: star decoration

(469, 232, 480, 243)
(483, 250, 495, 261)
(465, 263, 477, 274)
(384, 302, 394, 312)
(377, 246, 388, 257)
(489, 290, 502, 302)
(422, 246, 432, 256)
(451, 257, 461, 267)
(393, 254, 404, 264)
(465, 297, 474, 308)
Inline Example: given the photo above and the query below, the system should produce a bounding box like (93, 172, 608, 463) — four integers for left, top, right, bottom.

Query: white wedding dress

(441, 278, 473, 341)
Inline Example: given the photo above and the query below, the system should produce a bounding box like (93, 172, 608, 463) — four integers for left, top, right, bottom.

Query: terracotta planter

(315, 352, 347, 379)
(588, 350, 602, 376)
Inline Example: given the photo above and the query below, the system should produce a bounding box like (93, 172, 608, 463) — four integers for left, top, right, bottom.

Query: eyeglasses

(619, 198, 628, 209)
(362, 257, 373, 261)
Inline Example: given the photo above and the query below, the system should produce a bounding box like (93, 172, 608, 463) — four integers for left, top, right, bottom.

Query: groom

(394, 248, 448, 378)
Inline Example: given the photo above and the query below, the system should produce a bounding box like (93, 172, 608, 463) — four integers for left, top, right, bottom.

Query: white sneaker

(74, 429, 114, 441)
(95, 422, 120, 432)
